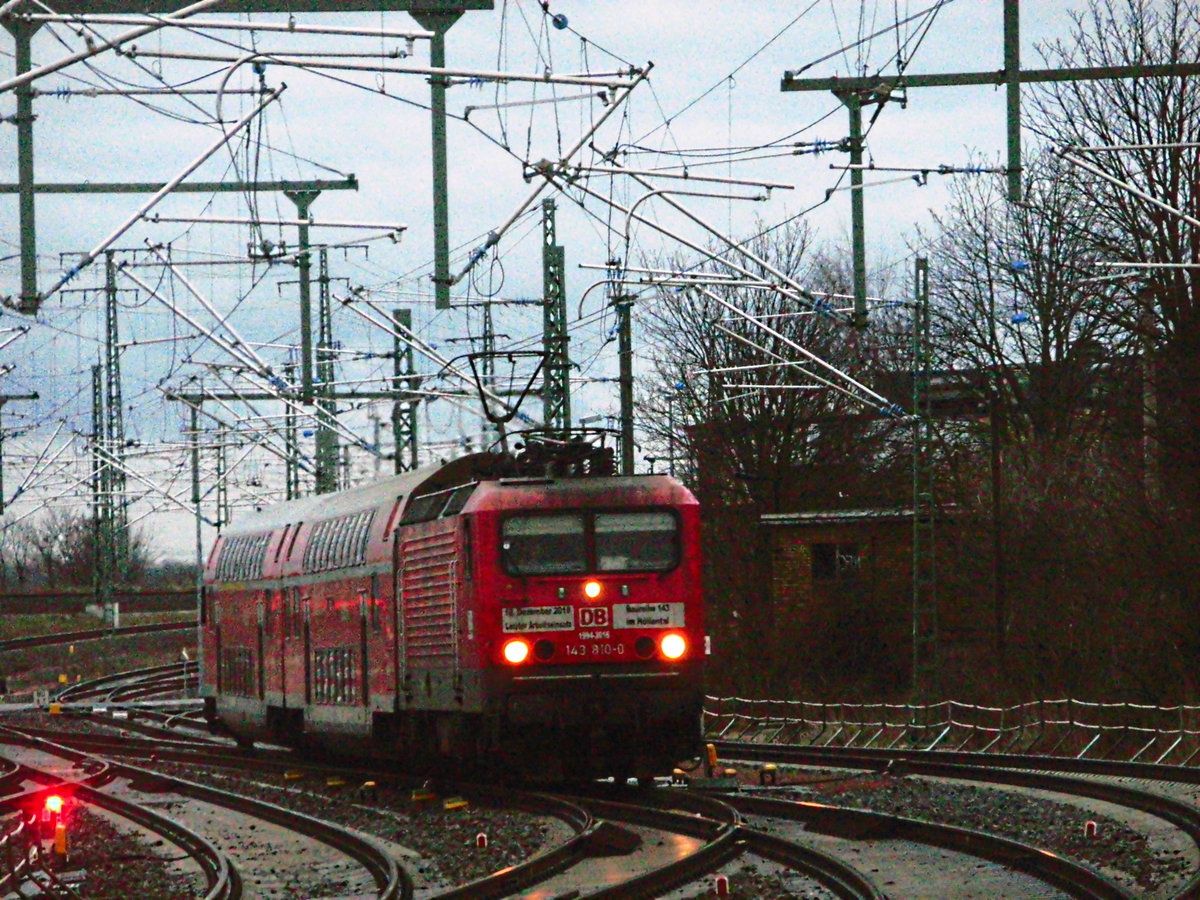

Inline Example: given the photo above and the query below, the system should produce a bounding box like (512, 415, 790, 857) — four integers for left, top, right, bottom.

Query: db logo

(578, 607, 610, 627)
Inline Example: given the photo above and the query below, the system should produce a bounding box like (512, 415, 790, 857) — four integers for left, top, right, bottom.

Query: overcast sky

(0, 1, 1092, 560)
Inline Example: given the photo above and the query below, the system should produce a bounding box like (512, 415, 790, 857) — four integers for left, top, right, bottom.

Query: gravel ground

(149, 760, 560, 892)
(773, 770, 1194, 892)
(7, 711, 1199, 898)
(42, 806, 205, 899)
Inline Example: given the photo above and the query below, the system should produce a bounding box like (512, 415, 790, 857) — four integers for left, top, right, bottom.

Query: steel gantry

(780, 0, 1200, 328)
(0, 1, 492, 313)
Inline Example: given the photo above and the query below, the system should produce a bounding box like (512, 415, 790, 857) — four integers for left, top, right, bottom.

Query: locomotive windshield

(595, 511, 677, 571)
(502, 510, 679, 575)
(502, 514, 587, 574)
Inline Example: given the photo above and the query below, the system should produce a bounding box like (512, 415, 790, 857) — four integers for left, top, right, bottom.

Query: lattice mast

(392, 309, 420, 472)
(90, 364, 114, 620)
(103, 252, 130, 573)
(911, 256, 938, 701)
(541, 198, 571, 434)
(314, 248, 339, 493)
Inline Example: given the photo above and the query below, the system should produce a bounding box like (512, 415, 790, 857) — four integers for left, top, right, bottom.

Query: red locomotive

(201, 438, 705, 780)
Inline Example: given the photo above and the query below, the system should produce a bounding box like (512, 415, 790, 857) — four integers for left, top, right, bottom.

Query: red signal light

(44, 795, 63, 815)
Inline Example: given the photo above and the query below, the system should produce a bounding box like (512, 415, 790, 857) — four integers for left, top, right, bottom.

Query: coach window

(502, 514, 587, 575)
(333, 518, 350, 567)
(596, 511, 679, 572)
(286, 522, 304, 560)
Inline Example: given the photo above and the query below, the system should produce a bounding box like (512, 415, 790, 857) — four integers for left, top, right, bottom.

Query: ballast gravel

(773, 770, 1193, 893)
(6, 712, 1199, 898)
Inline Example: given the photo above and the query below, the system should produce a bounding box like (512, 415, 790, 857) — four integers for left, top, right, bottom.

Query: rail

(704, 695, 1200, 764)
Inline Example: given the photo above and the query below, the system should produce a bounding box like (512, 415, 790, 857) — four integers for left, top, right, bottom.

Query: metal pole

(843, 91, 869, 329)
(1004, 0, 1022, 202)
(616, 295, 634, 475)
(990, 396, 1006, 666)
(7, 19, 40, 312)
(667, 395, 675, 477)
(190, 403, 204, 686)
(412, 12, 463, 309)
(285, 190, 319, 403)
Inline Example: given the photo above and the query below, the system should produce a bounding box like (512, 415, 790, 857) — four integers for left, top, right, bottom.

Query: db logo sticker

(578, 607, 610, 627)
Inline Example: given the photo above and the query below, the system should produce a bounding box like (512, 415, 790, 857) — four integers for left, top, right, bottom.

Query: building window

(812, 542, 862, 580)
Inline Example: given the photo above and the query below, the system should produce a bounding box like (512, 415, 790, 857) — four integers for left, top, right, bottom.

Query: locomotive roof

(220, 451, 498, 538)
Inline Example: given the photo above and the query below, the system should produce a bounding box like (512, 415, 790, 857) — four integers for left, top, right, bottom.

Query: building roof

(761, 508, 916, 527)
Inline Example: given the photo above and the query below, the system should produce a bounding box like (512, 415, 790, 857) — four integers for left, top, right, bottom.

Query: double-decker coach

(202, 441, 705, 780)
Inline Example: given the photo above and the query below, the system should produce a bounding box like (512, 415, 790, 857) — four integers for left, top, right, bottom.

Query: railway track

(0, 735, 239, 899)
(0, 723, 408, 899)
(713, 739, 1200, 897)
(15, 703, 1157, 899)
(0, 621, 194, 655)
(7, 631, 1200, 896)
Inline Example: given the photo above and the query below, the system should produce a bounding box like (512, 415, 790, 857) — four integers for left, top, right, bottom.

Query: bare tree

(0, 523, 34, 588)
(1023, 0, 1200, 699)
(17, 508, 150, 589)
(640, 223, 909, 513)
(637, 223, 910, 694)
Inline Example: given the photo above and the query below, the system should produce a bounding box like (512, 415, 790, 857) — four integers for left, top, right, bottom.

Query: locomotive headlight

(502, 638, 531, 665)
(583, 580, 602, 600)
(660, 633, 687, 660)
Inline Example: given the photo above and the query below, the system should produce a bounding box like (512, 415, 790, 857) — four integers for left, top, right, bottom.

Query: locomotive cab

(464, 475, 704, 780)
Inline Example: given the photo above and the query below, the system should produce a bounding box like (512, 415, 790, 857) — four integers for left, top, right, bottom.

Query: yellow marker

(283, 771, 304, 780)
(443, 796, 468, 811)
(57, 674, 68, 684)
(411, 789, 436, 803)
(53, 823, 67, 857)
(48, 703, 61, 715)
(325, 777, 346, 788)
(705, 742, 719, 776)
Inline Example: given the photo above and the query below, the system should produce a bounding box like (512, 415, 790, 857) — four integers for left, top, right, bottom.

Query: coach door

(282, 587, 301, 705)
(303, 597, 312, 705)
(358, 587, 370, 707)
(256, 591, 266, 698)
